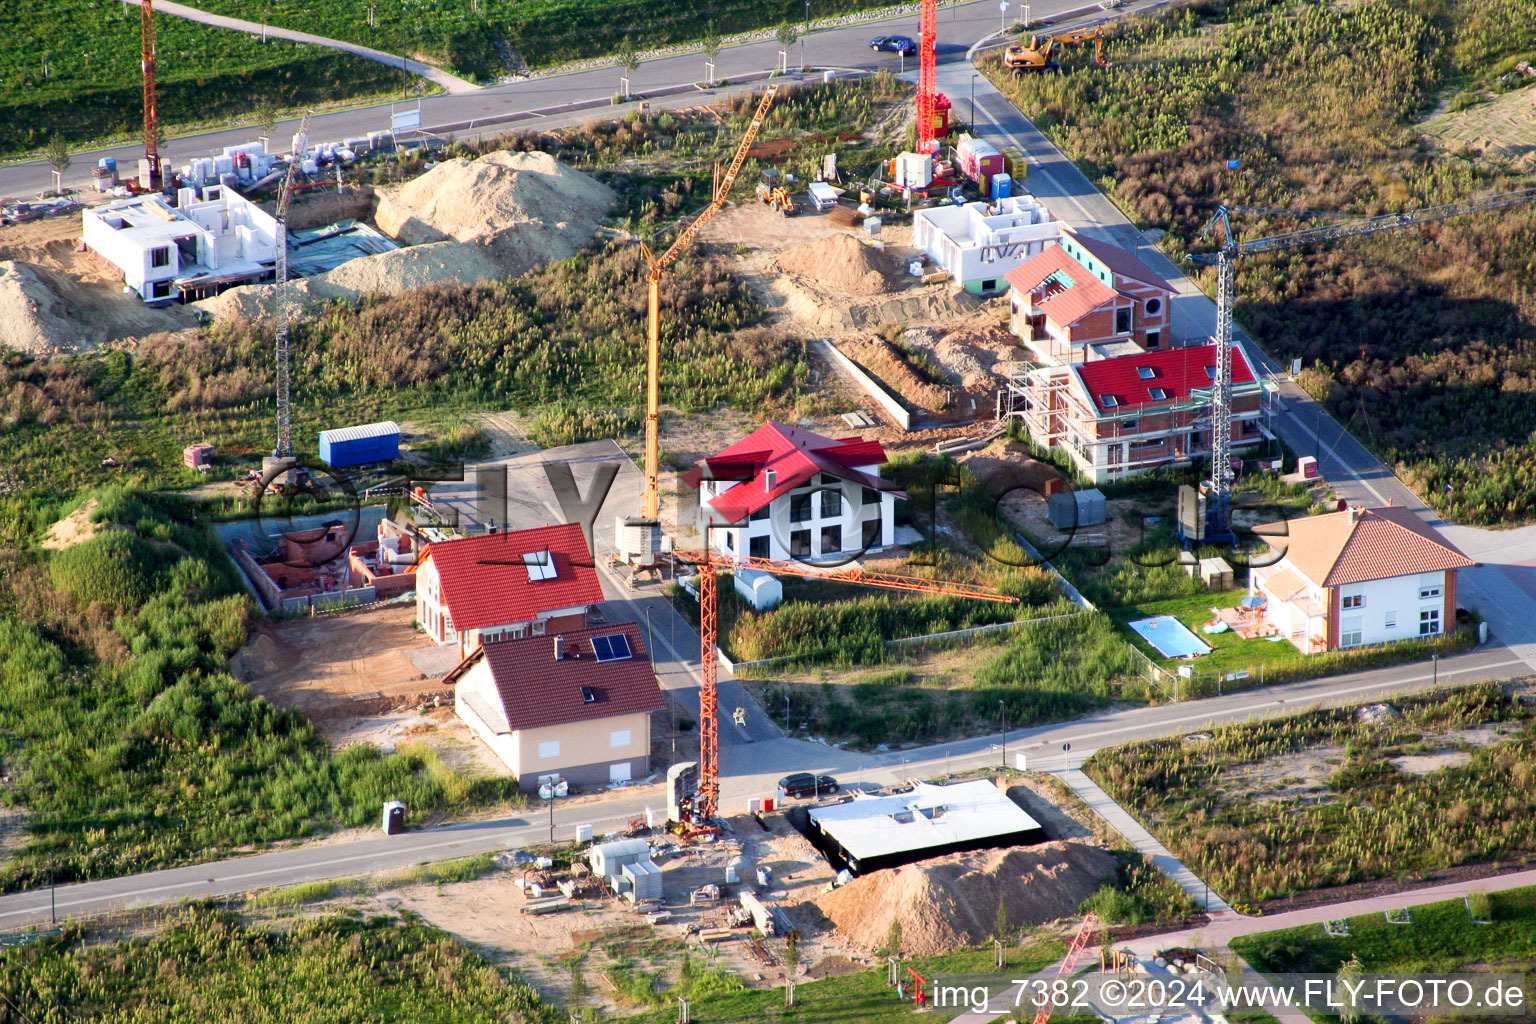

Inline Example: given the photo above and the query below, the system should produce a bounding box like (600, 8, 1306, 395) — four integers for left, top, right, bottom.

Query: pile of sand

(776, 233, 897, 296)
(196, 240, 505, 321)
(907, 324, 1021, 390)
(41, 497, 100, 551)
(199, 151, 613, 323)
(375, 150, 615, 265)
(815, 842, 1116, 955)
(0, 261, 80, 354)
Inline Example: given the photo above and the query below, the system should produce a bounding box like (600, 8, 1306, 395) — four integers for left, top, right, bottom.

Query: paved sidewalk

(1059, 765, 1233, 914)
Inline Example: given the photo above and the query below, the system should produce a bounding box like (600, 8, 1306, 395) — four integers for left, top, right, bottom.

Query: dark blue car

(869, 34, 917, 55)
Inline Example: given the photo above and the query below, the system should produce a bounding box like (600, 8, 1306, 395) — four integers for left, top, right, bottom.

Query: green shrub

(48, 529, 161, 614)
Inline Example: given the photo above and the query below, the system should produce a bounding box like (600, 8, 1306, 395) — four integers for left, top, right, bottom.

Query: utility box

(1047, 488, 1107, 529)
(319, 420, 400, 468)
(894, 152, 933, 190)
(382, 800, 406, 835)
(1298, 455, 1319, 479)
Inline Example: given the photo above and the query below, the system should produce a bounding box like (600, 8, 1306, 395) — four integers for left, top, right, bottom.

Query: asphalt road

(1, 0, 1106, 196)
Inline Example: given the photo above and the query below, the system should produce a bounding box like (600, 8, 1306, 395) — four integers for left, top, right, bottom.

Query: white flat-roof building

(912, 194, 1059, 296)
(83, 185, 280, 304)
(807, 780, 1044, 874)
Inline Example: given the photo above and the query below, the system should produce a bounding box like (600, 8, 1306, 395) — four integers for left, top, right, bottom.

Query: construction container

(956, 134, 1004, 192)
(1298, 455, 1319, 479)
(1047, 488, 1107, 529)
(318, 421, 400, 468)
(589, 838, 651, 883)
(182, 442, 216, 470)
(622, 860, 663, 901)
(575, 823, 594, 843)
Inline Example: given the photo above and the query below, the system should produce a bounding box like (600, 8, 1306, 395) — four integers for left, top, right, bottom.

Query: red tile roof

(1067, 229, 1176, 293)
(1262, 506, 1476, 588)
(1074, 344, 1254, 410)
(683, 421, 903, 524)
(447, 621, 664, 731)
(422, 523, 605, 630)
(1004, 245, 1119, 327)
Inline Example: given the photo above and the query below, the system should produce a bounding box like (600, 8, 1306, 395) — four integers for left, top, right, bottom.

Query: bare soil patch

(1419, 87, 1536, 167)
(1214, 746, 1347, 805)
(230, 603, 438, 714)
(1391, 749, 1473, 775)
(842, 335, 951, 413)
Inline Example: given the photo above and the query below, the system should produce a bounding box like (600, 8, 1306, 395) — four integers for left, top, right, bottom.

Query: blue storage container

(99, 157, 117, 171)
(990, 172, 1012, 201)
(318, 420, 400, 468)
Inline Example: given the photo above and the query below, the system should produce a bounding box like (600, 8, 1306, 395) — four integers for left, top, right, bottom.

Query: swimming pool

(1128, 615, 1211, 659)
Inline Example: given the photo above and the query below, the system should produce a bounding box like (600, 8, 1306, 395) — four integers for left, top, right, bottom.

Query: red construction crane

(916, 0, 941, 153)
(674, 549, 1018, 819)
(1031, 914, 1099, 1024)
(141, 0, 161, 189)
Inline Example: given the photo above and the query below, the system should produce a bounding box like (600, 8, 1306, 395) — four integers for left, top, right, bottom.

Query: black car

(869, 35, 917, 55)
(778, 773, 840, 798)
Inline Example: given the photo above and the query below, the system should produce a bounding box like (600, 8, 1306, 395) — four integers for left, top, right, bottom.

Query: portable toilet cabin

(318, 421, 400, 468)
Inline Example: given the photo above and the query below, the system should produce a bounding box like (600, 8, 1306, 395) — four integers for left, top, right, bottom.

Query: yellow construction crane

(638, 84, 780, 520)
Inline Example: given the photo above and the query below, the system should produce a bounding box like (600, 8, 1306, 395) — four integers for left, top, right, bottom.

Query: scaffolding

(996, 357, 1271, 481)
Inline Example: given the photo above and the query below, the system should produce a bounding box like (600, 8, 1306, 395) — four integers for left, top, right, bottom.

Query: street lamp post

(546, 789, 556, 843)
(801, 0, 809, 68)
(971, 73, 978, 127)
(644, 606, 654, 666)
(999, 1, 1008, 34)
(999, 700, 1007, 770)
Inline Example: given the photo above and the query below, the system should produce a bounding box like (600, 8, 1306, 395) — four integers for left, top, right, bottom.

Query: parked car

(777, 773, 840, 798)
(869, 35, 917, 55)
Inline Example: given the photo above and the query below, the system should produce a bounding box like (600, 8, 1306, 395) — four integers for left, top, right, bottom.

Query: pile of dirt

(842, 336, 951, 413)
(776, 233, 898, 296)
(815, 842, 1116, 955)
(374, 150, 614, 270)
(0, 260, 80, 354)
(915, 324, 1022, 390)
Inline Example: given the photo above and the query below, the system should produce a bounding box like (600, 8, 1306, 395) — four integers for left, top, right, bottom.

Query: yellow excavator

(754, 169, 799, 216)
(1004, 25, 1106, 73)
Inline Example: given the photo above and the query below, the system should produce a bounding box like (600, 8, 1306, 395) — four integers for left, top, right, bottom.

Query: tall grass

(0, 490, 521, 891)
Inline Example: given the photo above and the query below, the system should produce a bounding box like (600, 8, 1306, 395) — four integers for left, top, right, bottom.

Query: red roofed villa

(1251, 506, 1476, 654)
(415, 522, 606, 658)
(446, 622, 665, 789)
(1002, 344, 1268, 483)
(685, 421, 904, 562)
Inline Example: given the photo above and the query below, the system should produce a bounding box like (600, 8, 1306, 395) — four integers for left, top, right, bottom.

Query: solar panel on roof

(591, 634, 633, 662)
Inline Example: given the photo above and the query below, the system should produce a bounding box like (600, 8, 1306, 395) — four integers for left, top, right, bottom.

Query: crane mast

(1194, 186, 1536, 541)
(640, 85, 780, 520)
(270, 111, 313, 469)
(916, 0, 938, 153)
(141, 0, 160, 190)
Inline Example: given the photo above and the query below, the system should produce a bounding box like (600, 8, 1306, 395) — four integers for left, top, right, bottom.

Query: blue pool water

(1128, 615, 1211, 658)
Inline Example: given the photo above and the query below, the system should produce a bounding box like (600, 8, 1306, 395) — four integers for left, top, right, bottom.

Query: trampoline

(1128, 615, 1211, 658)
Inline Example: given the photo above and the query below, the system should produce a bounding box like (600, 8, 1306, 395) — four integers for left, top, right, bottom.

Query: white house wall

(1335, 570, 1449, 647)
(703, 471, 896, 561)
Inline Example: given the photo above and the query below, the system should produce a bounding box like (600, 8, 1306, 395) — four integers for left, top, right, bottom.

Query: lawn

(1233, 884, 1536, 977)
(0, 0, 421, 157)
(1086, 684, 1536, 904)
(1104, 588, 1475, 698)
